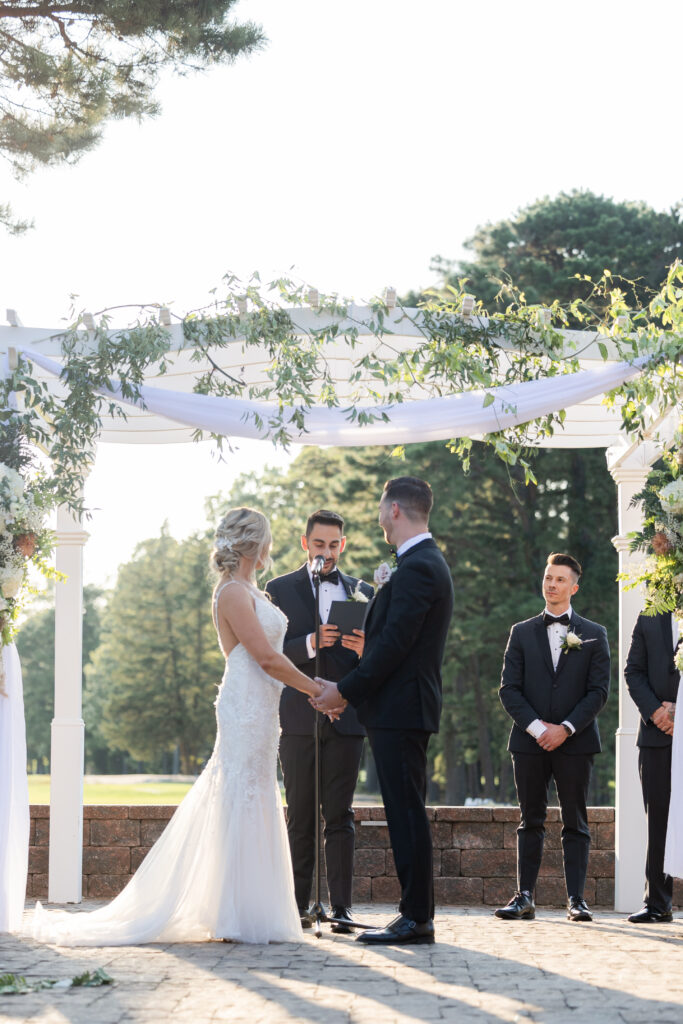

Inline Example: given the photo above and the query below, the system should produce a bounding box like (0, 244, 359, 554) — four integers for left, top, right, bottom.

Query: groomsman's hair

(306, 509, 345, 536)
(383, 477, 433, 521)
(547, 552, 582, 580)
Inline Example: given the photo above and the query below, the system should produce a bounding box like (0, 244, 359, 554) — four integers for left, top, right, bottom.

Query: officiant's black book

(328, 599, 369, 637)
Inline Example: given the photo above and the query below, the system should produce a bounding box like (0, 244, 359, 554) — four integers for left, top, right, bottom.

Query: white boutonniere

(374, 561, 394, 588)
(349, 581, 369, 603)
(561, 630, 597, 654)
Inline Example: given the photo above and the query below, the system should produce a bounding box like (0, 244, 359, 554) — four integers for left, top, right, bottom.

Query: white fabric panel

(0, 644, 29, 933)
(22, 348, 645, 447)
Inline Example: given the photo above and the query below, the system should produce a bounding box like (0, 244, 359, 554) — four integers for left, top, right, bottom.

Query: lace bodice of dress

(212, 581, 288, 798)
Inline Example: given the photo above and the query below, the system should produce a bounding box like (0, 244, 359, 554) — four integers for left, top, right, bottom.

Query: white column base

(614, 726, 646, 912)
(48, 718, 84, 903)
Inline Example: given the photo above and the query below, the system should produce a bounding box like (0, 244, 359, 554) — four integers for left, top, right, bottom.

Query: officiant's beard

(308, 551, 338, 574)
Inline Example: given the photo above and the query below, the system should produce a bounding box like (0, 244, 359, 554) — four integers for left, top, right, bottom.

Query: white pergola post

(609, 442, 660, 912)
(48, 504, 89, 903)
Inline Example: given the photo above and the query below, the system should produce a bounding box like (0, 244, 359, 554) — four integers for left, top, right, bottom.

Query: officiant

(265, 509, 373, 933)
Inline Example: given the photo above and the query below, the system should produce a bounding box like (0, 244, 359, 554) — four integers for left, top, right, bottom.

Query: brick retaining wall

(27, 804, 643, 906)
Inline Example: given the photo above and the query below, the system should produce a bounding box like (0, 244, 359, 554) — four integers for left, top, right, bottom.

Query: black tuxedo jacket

(625, 611, 680, 748)
(337, 538, 454, 733)
(265, 564, 373, 737)
(500, 611, 610, 755)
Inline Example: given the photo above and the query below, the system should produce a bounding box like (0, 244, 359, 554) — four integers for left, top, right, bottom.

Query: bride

(32, 507, 324, 945)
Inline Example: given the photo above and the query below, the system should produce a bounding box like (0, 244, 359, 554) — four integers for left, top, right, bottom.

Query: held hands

(310, 677, 348, 720)
(651, 702, 675, 736)
(536, 723, 568, 752)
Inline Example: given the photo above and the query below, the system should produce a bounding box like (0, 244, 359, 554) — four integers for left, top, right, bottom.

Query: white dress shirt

(305, 562, 347, 659)
(397, 532, 432, 558)
(527, 604, 576, 741)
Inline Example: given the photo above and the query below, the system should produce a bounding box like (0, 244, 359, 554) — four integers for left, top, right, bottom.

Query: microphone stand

(310, 562, 375, 938)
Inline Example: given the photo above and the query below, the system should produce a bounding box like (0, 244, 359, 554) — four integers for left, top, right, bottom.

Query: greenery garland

(0, 424, 58, 690)
(621, 424, 683, 669)
(0, 263, 682, 662)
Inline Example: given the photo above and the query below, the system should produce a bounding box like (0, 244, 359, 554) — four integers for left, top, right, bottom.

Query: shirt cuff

(526, 719, 547, 739)
(561, 719, 575, 735)
(305, 633, 315, 660)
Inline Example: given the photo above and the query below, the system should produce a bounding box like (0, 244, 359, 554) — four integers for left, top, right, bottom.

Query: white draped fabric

(665, 709, 683, 879)
(0, 643, 29, 933)
(22, 348, 646, 446)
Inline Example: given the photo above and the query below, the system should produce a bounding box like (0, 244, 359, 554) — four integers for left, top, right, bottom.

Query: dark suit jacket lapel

(661, 612, 674, 658)
(534, 614, 555, 677)
(293, 564, 317, 620)
(554, 612, 580, 681)
(339, 571, 353, 598)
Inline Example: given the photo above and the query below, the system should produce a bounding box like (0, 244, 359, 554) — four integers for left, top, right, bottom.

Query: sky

(1, 0, 681, 584)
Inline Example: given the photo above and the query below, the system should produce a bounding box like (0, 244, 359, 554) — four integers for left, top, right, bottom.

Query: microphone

(310, 555, 325, 577)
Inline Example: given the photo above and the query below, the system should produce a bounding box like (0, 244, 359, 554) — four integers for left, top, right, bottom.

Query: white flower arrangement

(0, 461, 55, 694)
(660, 478, 683, 517)
(374, 561, 394, 588)
(349, 581, 369, 603)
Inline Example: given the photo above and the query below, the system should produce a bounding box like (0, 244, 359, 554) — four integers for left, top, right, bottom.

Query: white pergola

(1, 308, 676, 912)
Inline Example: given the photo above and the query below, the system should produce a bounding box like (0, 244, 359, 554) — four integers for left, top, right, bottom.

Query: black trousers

(512, 750, 593, 898)
(638, 745, 673, 913)
(279, 720, 364, 910)
(368, 727, 434, 923)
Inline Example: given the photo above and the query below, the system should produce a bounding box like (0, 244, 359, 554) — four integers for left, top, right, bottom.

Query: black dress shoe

(299, 908, 313, 929)
(494, 891, 535, 920)
(330, 906, 354, 934)
(355, 914, 435, 945)
(567, 896, 592, 922)
(628, 906, 673, 923)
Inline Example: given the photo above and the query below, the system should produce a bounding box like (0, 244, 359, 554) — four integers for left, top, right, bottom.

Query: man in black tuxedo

(624, 610, 680, 922)
(313, 477, 454, 945)
(265, 509, 373, 933)
(497, 553, 610, 923)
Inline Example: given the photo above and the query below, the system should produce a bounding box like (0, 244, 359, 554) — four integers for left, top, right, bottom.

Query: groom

(313, 477, 454, 945)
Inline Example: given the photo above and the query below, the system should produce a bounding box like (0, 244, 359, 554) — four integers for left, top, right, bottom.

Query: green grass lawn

(28, 777, 193, 805)
(28, 776, 382, 806)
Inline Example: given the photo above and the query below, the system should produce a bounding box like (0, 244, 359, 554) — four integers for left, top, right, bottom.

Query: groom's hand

(311, 678, 348, 714)
(536, 723, 567, 751)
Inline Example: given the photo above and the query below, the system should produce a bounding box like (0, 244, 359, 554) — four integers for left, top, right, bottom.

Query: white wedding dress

(665, 699, 683, 878)
(32, 581, 302, 945)
(0, 643, 30, 933)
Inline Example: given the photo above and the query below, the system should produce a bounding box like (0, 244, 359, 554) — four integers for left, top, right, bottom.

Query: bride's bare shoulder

(215, 579, 258, 610)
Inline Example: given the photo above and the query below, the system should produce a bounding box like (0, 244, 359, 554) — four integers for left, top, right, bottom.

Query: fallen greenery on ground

(0, 967, 113, 994)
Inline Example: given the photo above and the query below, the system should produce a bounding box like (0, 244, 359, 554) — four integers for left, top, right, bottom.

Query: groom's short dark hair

(547, 552, 582, 580)
(305, 509, 345, 536)
(383, 477, 433, 521)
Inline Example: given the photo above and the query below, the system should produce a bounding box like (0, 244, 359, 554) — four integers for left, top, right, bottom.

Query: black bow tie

(543, 612, 570, 627)
(320, 570, 339, 585)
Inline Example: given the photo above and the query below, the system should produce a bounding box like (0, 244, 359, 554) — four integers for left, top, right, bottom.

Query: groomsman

(624, 610, 680, 922)
(497, 553, 610, 923)
(266, 510, 373, 932)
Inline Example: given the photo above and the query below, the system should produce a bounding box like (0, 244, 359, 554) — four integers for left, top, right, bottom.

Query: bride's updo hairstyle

(211, 507, 272, 578)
